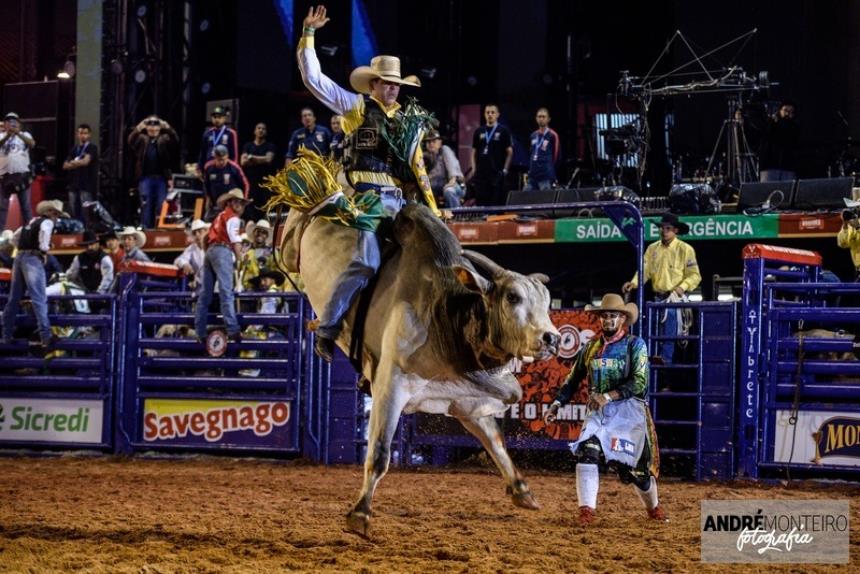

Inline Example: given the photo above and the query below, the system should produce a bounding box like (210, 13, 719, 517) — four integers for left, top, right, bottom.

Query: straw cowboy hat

(585, 293, 639, 326)
(253, 219, 272, 235)
(36, 199, 70, 219)
(118, 226, 147, 248)
(349, 55, 421, 94)
(216, 188, 252, 209)
(190, 219, 210, 233)
(657, 213, 690, 235)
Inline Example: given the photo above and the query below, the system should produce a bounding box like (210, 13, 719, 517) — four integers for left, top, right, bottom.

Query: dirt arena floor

(0, 457, 858, 573)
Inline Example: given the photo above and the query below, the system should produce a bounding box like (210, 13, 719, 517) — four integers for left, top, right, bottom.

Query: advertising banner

(555, 214, 780, 243)
(142, 399, 296, 449)
(773, 410, 860, 467)
(0, 398, 104, 444)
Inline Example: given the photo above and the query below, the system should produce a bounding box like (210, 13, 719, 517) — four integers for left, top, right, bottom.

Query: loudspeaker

(737, 180, 795, 210)
(554, 188, 580, 218)
(506, 189, 557, 218)
(791, 177, 854, 210)
(576, 187, 600, 202)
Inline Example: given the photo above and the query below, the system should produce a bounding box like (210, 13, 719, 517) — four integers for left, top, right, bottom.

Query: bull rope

(785, 323, 805, 479)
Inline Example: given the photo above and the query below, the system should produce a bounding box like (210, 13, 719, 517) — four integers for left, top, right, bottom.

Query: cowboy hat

(99, 230, 119, 243)
(585, 293, 639, 326)
(423, 129, 442, 142)
(656, 213, 690, 235)
(253, 219, 272, 234)
(349, 55, 421, 94)
(77, 230, 100, 246)
(36, 199, 70, 219)
(118, 226, 147, 248)
(190, 219, 210, 233)
(250, 268, 285, 289)
(216, 188, 252, 209)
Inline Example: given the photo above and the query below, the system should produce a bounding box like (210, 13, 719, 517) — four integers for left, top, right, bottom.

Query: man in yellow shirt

(837, 210, 860, 278)
(622, 213, 701, 363)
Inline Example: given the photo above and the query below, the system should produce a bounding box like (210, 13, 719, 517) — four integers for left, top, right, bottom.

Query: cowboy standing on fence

(622, 213, 700, 363)
(544, 294, 665, 526)
(294, 4, 440, 361)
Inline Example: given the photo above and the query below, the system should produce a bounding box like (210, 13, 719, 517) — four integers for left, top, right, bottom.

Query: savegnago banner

(0, 398, 104, 444)
(143, 399, 294, 448)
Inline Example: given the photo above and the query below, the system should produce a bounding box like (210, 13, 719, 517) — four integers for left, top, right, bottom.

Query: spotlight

(466, 75, 478, 87)
(201, 82, 211, 94)
(134, 68, 147, 83)
(62, 59, 76, 79)
(110, 59, 124, 75)
(136, 4, 147, 17)
(57, 71, 71, 80)
(199, 19, 210, 32)
(420, 68, 437, 80)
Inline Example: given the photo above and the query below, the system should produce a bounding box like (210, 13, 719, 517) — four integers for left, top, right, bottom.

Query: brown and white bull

(280, 203, 560, 535)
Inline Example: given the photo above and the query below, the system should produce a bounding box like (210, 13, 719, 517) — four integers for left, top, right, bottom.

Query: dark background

(0, 0, 858, 292)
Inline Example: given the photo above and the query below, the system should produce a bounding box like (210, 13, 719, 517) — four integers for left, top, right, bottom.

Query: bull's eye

(506, 292, 522, 305)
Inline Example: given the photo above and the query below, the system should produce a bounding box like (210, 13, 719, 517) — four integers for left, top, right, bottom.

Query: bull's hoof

(345, 511, 371, 538)
(511, 489, 541, 510)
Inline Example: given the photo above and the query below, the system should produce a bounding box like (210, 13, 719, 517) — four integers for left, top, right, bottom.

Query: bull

(280, 203, 560, 536)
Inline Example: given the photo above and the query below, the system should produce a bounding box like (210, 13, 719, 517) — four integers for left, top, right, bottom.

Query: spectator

(66, 230, 114, 294)
(329, 114, 345, 162)
(197, 105, 239, 176)
(423, 130, 464, 208)
(0, 229, 14, 268)
(100, 230, 123, 270)
(285, 107, 332, 164)
(468, 104, 512, 206)
(622, 213, 701, 364)
(118, 226, 151, 263)
(174, 219, 209, 294)
(203, 145, 249, 221)
(249, 219, 274, 271)
(1, 199, 68, 348)
(759, 101, 799, 182)
(525, 107, 560, 191)
(127, 115, 179, 229)
(62, 123, 99, 220)
(0, 112, 36, 231)
(240, 122, 277, 222)
(194, 189, 252, 344)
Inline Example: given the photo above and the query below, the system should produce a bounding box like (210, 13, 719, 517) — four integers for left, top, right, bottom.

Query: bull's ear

(529, 273, 550, 284)
(453, 265, 491, 294)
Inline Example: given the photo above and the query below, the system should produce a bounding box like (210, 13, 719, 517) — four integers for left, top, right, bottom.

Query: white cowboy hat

(36, 199, 70, 219)
(349, 55, 421, 94)
(253, 219, 272, 234)
(190, 219, 210, 233)
(216, 188, 252, 209)
(118, 226, 147, 248)
(585, 293, 639, 326)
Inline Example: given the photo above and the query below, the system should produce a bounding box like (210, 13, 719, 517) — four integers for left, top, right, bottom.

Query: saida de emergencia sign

(0, 398, 104, 444)
(554, 214, 779, 243)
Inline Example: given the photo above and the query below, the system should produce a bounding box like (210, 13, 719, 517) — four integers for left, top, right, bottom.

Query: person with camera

(0, 112, 36, 231)
(127, 115, 179, 229)
(838, 208, 860, 279)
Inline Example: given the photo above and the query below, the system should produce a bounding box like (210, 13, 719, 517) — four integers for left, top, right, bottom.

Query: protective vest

(207, 206, 238, 245)
(344, 96, 414, 183)
(78, 249, 105, 292)
(18, 217, 48, 251)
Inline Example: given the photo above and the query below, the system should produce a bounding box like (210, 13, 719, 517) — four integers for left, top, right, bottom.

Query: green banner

(554, 214, 780, 243)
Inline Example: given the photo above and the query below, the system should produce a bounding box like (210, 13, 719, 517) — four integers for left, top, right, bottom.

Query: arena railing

(0, 291, 118, 451)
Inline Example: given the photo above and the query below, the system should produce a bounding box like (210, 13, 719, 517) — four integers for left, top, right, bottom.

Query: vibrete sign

(0, 398, 104, 444)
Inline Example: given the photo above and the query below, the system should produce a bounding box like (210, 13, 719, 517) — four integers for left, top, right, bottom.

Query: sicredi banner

(143, 399, 294, 448)
(0, 398, 104, 444)
(773, 410, 860, 467)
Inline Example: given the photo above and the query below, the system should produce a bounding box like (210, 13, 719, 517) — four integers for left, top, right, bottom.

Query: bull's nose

(542, 331, 560, 349)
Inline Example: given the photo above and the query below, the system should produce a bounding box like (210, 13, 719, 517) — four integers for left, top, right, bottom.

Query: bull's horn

(461, 249, 505, 279)
(529, 273, 550, 284)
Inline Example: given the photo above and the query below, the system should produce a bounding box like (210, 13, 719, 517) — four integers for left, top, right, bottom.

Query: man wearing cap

(240, 122, 277, 223)
(423, 130, 465, 208)
(66, 230, 114, 294)
(0, 112, 36, 231)
(622, 213, 700, 363)
(202, 145, 249, 221)
(298, 5, 440, 360)
(174, 219, 209, 294)
(544, 293, 665, 526)
(525, 107, 560, 191)
(197, 106, 239, 177)
(128, 115, 179, 229)
(286, 107, 332, 165)
(118, 227, 152, 263)
(1, 200, 67, 347)
(195, 189, 251, 343)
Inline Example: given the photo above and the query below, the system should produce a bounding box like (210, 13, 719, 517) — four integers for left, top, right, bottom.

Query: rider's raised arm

(297, 35, 361, 116)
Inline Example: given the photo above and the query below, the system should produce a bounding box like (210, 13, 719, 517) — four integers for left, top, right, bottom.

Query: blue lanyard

(532, 129, 549, 157)
(483, 124, 498, 154)
(210, 125, 228, 152)
(76, 142, 89, 160)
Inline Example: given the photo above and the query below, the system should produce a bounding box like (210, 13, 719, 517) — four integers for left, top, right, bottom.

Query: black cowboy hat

(657, 213, 690, 235)
(99, 230, 119, 243)
(250, 269, 285, 289)
(77, 230, 100, 246)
